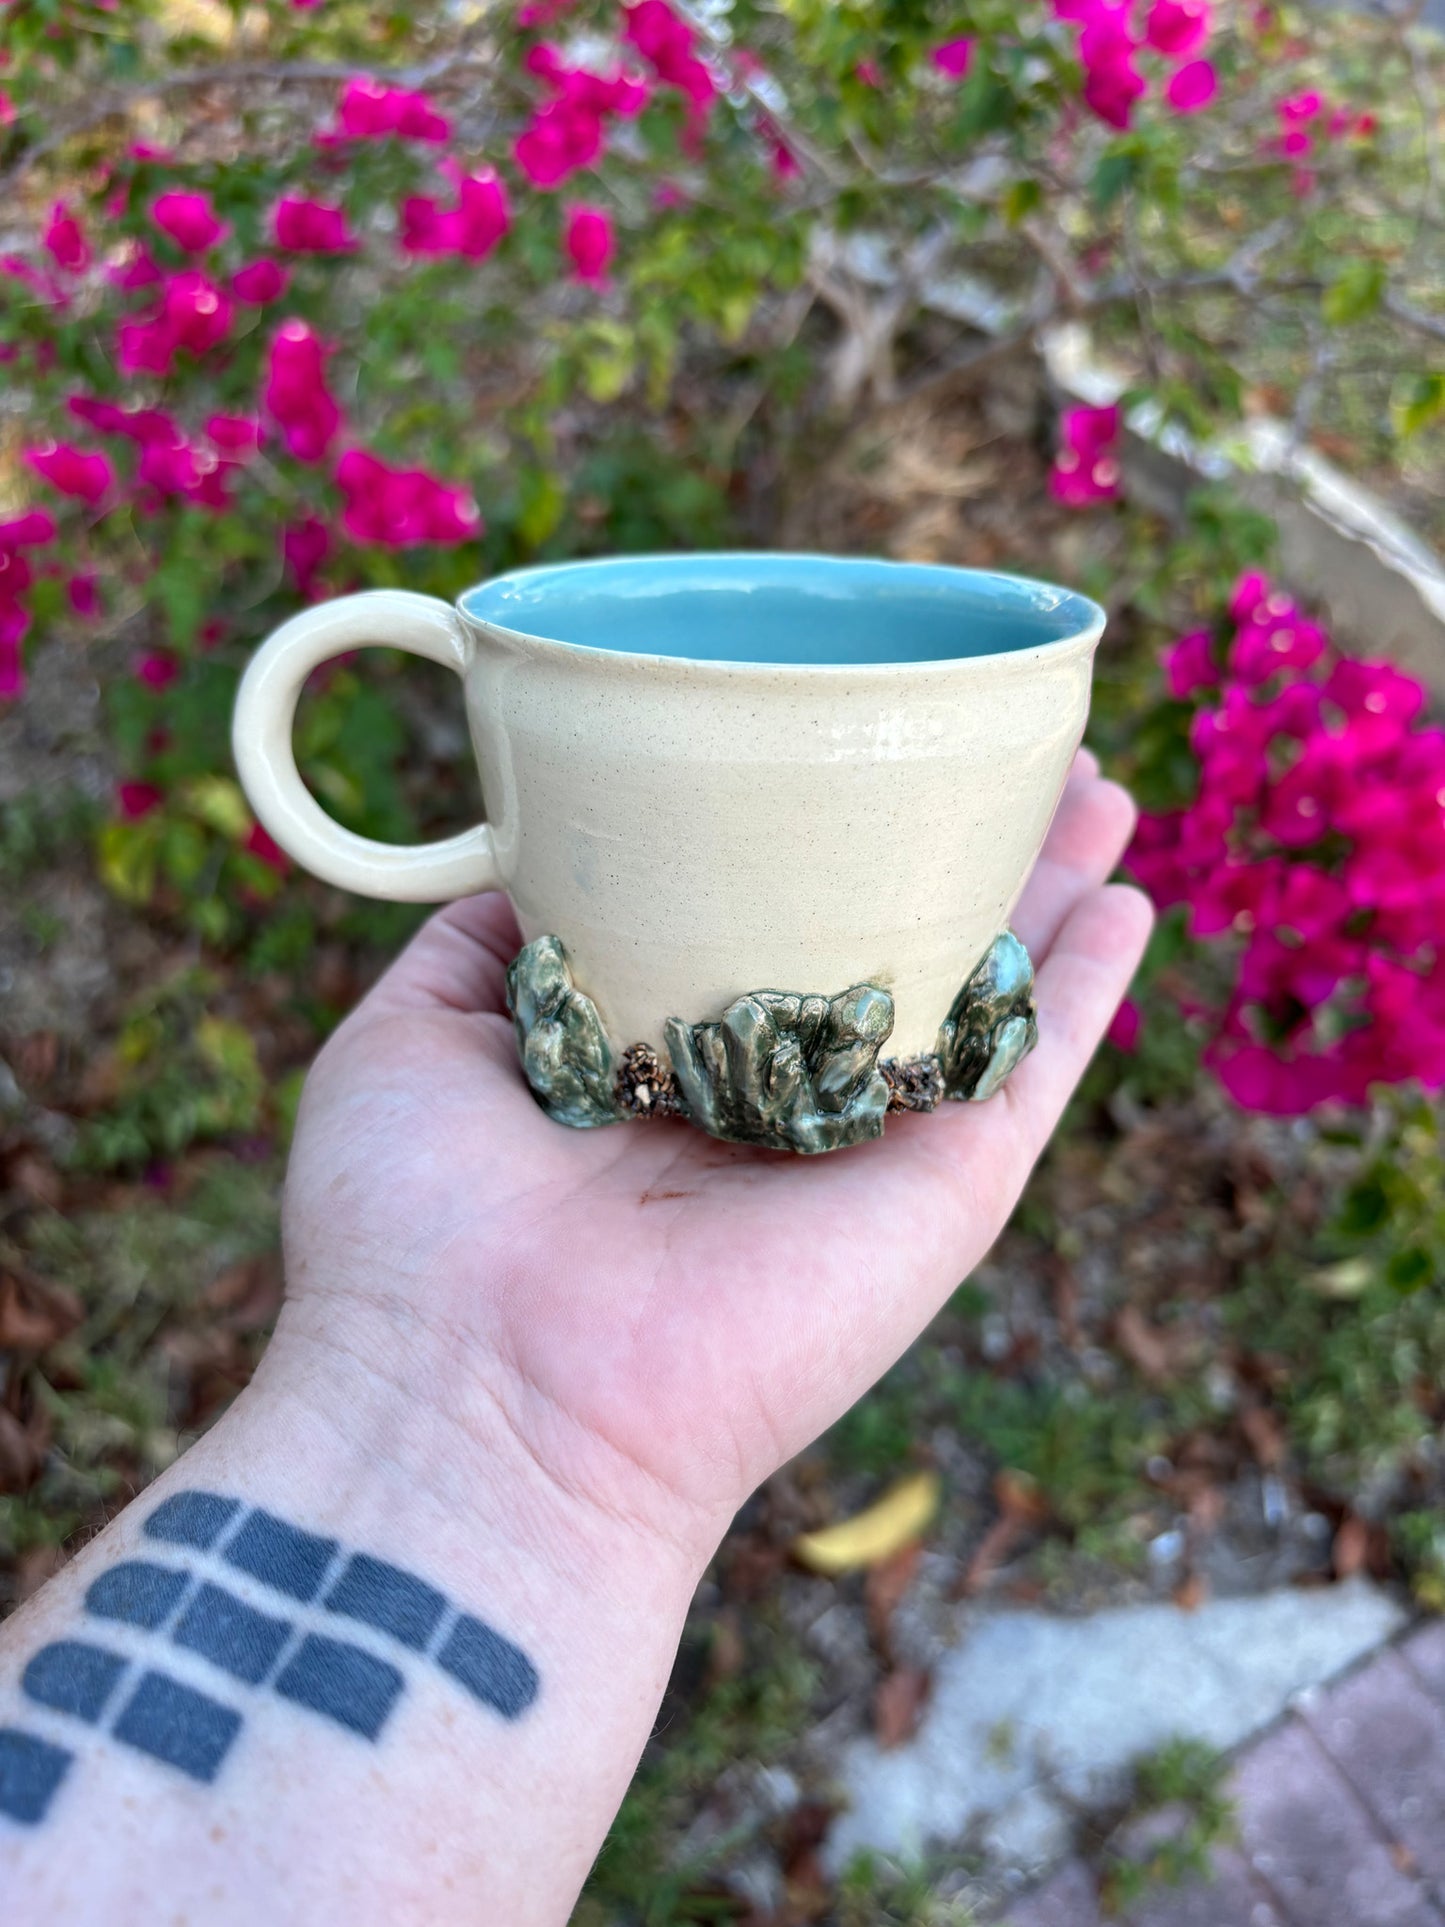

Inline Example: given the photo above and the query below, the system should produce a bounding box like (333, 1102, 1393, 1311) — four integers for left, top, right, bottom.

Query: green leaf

(1323, 259, 1386, 327)
(516, 470, 567, 550)
(1092, 144, 1143, 209)
(1391, 372, 1445, 439)
(97, 819, 161, 906)
(1002, 177, 1043, 226)
(1386, 1245, 1435, 1295)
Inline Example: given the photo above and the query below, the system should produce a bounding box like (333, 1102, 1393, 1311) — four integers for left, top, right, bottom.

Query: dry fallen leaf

(1239, 1404, 1286, 1470)
(1114, 1304, 1176, 1384)
(792, 1471, 940, 1576)
(864, 1541, 923, 1657)
(873, 1665, 931, 1749)
(1333, 1512, 1370, 1580)
(0, 1272, 84, 1351)
(1173, 1572, 1210, 1612)
(0, 1402, 49, 1494)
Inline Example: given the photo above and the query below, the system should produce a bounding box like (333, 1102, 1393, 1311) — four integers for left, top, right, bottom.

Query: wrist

(226, 1297, 714, 1626)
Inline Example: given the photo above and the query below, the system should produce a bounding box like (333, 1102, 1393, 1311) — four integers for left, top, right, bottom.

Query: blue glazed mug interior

(461, 553, 1102, 669)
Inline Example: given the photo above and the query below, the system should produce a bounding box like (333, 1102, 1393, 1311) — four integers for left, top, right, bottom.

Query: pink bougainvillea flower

(400, 167, 510, 260)
(151, 189, 230, 252)
(855, 59, 883, 87)
(134, 650, 180, 690)
(563, 203, 614, 284)
(205, 413, 263, 456)
(518, 0, 575, 23)
(42, 200, 89, 273)
(68, 571, 100, 617)
(1165, 58, 1216, 113)
(1228, 571, 1270, 623)
(0, 91, 16, 128)
(163, 269, 233, 355)
(263, 320, 344, 464)
(762, 120, 802, 179)
(1107, 998, 1142, 1052)
(1126, 571, 1445, 1114)
(1229, 606, 1326, 685)
(0, 510, 57, 547)
(335, 448, 482, 547)
(1325, 655, 1425, 728)
(245, 823, 290, 874)
(1161, 628, 1218, 699)
(514, 46, 650, 187)
(108, 242, 164, 291)
(118, 781, 164, 819)
(1144, 0, 1210, 55)
(232, 257, 290, 305)
(1279, 89, 1323, 121)
(273, 195, 358, 254)
(25, 441, 113, 505)
(282, 516, 332, 598)
(328, 76, 451, 144)
(1049, 403, 1122, 505)
(932, 36, 975, 79)
(1084, 54, 1147, 129)
(117, 315, 174, 375)
(624, 1, 716, 126)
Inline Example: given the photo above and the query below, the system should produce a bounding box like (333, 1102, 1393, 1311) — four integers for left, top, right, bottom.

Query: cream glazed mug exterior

(232, 553, 1104, 1155)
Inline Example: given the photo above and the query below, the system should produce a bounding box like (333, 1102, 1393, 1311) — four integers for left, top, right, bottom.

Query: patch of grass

(578, 1608, 819, 1925)
(1, 1157, 281, 1579)
(1098, 1739, 1235, 1914)
(0, 788, 98, 886)
(836, 1851, 982, 1925)
(69, 967, 268, 1173)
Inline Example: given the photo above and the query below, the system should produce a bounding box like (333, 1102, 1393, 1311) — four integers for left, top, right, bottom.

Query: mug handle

(231, 588, 500, 902)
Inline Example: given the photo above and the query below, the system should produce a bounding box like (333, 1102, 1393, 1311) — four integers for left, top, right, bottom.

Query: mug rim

(457, 551, 1105, 678)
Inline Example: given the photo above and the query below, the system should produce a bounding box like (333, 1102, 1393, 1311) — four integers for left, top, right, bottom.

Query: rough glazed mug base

(504, 931, 1039, 1155)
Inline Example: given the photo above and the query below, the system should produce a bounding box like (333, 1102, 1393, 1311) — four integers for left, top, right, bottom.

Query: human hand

(272, 750, 1149, 1573)
(0, 754, 1148, 1927)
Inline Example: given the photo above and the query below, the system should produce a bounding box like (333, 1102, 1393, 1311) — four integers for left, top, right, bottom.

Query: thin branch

(1384, 289, 1445, 344)
(0, 47, 498, 191)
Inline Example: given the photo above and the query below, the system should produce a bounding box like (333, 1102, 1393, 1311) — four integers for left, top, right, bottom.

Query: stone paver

(1003, 1859, 1102, 1927)
(1230, 1718, 1443, 1927)
(998, 1622, 1445, 1927)
(1126, 1850, 1283, 1927)
(1303, 1647, 1445, 1883)
(823, 1579, 1404, 1874)
(1400, 1620, 1445, 1705)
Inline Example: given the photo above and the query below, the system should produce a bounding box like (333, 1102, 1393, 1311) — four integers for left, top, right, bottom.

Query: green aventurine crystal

(936, 930, 1039, 1101)
(665, 983, 894, 1154)
(505, 935, 621, 1129)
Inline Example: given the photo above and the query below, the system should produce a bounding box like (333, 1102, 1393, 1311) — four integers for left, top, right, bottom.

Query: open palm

(274, 752, 1150, 1556)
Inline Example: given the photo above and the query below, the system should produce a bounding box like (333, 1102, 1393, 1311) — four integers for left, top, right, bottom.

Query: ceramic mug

(232, 553, 1104, 1154)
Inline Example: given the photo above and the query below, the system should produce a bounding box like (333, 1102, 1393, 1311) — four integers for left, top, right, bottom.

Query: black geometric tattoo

(1, 1489, 539, 1827)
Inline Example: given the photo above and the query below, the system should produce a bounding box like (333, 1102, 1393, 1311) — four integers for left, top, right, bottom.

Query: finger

(1008, 881, 1155, 1153)
(877, 880, 1154, 1257)
(1011, 774, 1137, 962)
(365, 892, 523, 1017)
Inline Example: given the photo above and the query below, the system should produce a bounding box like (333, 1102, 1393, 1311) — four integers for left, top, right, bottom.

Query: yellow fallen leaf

(1305, 1257, 1374, 1299)
(792, 1471, 941, 1576)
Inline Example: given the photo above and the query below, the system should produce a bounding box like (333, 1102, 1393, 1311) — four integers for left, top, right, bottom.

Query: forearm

(0, 1326, 704, 1925)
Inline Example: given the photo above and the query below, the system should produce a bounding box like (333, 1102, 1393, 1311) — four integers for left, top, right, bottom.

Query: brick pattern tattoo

(0, 1490, 539, 1827)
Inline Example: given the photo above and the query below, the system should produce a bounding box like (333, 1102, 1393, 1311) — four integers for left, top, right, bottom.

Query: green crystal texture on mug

(936, 930, 1039, 1102)
(665, 983, 894, 1154)
(505, 935, 622, 1129)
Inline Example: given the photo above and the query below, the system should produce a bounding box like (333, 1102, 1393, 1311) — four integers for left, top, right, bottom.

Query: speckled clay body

(233, 554, 1103, 1152)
